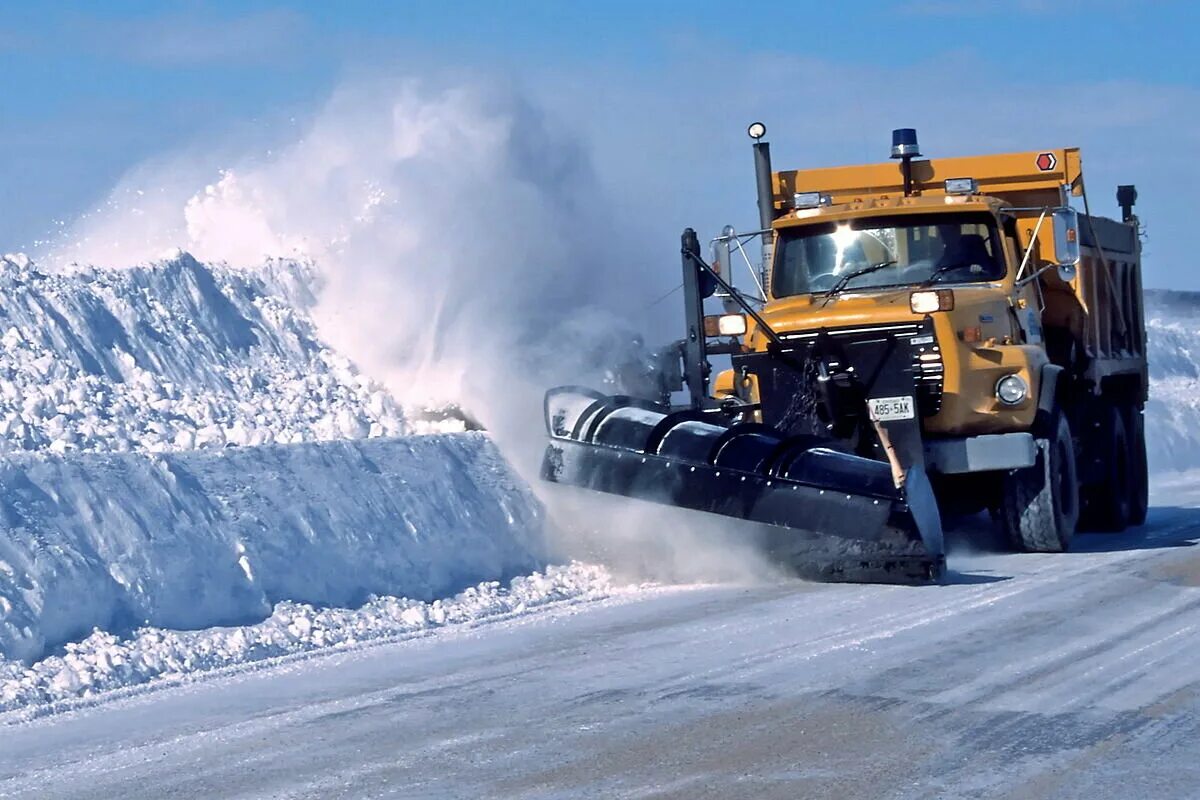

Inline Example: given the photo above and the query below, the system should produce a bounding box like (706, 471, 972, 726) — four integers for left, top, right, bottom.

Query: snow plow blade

(541, 387, 945, 583)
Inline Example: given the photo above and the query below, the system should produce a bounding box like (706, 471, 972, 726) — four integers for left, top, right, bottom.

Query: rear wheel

(1126, 405, 1149, 526)
(998, 412, 1079, 552)
(1079, 404, 1131, 532)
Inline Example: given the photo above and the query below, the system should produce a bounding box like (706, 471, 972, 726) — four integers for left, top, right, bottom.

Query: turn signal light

(910, 289, 954, 314)
(704, 313, 748, 337)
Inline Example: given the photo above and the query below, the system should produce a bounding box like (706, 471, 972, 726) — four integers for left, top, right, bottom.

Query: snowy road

(3, 477, 1200, 799)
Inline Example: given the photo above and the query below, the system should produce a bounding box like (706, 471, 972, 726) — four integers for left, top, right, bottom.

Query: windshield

(772, 212, 1005, 298)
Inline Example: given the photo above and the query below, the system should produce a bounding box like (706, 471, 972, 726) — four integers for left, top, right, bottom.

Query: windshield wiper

(919, 262, 974, 286)
(821, 260, 897, 305)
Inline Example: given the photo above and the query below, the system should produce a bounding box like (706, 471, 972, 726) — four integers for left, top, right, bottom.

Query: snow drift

(0, 253, 406, 454)
(1144, 290, 1200, 472)
(0, 246, 559, 712)
(0, 433, 544, 665)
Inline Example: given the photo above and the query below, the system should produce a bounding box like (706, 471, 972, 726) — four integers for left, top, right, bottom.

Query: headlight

(703, 313, 747, 337)
(995, 374, 1028, 406)
(718, 313, 747, 336)
(910, 289, 955, 314)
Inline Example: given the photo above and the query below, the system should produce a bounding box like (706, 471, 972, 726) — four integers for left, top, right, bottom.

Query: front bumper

(924, 432, 1037, 474)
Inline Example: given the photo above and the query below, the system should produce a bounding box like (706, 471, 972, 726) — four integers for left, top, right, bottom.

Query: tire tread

(999, 413, 1078, 553)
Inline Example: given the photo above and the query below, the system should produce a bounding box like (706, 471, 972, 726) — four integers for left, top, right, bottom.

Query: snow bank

(0, 433, 544, 664)
(0, 253, 405, 454)
(0, 562, 613, 717)
(0, 248, 564, 707)
(1145, 290, 1200, 472)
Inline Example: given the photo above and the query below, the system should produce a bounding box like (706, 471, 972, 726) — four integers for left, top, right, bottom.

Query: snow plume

(542, 488, 786, 585)
(43, 76, 770, 586)
(49, 78, 644, 458)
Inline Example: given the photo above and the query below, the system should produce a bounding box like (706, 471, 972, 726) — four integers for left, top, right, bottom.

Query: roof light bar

(793, 191, 832, 209)
(944, 177, 979, 195)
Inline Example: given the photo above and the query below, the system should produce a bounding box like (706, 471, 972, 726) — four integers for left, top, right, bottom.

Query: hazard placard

(1035, 152, 1057, 172)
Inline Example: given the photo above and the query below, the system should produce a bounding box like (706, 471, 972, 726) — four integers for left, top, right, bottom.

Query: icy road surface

(3, 477, 1200, 799)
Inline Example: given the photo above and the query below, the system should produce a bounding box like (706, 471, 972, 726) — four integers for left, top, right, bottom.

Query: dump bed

(1073, 214, 1147, 397)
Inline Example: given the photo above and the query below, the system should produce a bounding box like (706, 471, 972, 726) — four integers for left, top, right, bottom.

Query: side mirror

(1052, 207, 1081, 269)
(1056, 263, 1077, 283)
(712, 225, 735, 278)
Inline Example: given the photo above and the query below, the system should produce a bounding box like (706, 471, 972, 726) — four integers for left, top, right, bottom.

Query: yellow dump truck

(541, 126, 1147, 582)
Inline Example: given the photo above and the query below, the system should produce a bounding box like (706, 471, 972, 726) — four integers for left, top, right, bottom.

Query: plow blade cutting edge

(540, 387, 945, 583)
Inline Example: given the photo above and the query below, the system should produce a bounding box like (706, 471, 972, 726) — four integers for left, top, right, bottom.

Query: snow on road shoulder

(0, 562, 620, 719)
(0, 434, 547, 664)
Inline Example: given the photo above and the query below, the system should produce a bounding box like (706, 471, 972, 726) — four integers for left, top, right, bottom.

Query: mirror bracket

(1015, 260, 1076, 290)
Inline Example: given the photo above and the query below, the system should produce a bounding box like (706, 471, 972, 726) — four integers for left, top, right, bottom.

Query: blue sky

(2, 1, 1197, 286)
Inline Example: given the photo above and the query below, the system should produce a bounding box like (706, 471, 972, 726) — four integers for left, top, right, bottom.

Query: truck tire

(1126, 405, 1149, 526)
(1079, 404, 1131, 532)
(998, 412, 1079, 552)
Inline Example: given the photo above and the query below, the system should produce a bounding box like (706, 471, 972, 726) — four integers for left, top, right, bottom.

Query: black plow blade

(541, 387, 945, 584)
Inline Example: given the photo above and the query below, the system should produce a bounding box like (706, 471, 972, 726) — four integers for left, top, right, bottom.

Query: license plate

(867, 395, 915, 422)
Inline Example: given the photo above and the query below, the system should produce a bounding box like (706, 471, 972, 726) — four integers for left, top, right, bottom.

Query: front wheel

(998, 413, 1080, 553)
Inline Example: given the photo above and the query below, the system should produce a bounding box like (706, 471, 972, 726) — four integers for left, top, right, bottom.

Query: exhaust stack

(749, 122, 775, 275)
(1117, 184, 1138, 224)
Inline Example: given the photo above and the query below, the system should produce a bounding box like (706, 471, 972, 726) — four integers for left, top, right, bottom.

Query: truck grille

(776, 319, 945, 418)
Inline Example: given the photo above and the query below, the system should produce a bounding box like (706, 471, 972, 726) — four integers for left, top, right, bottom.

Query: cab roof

(772, 194, 1006, 230)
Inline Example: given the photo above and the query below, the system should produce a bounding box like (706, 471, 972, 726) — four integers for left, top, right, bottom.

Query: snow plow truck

(542, 125, 1147, 582)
